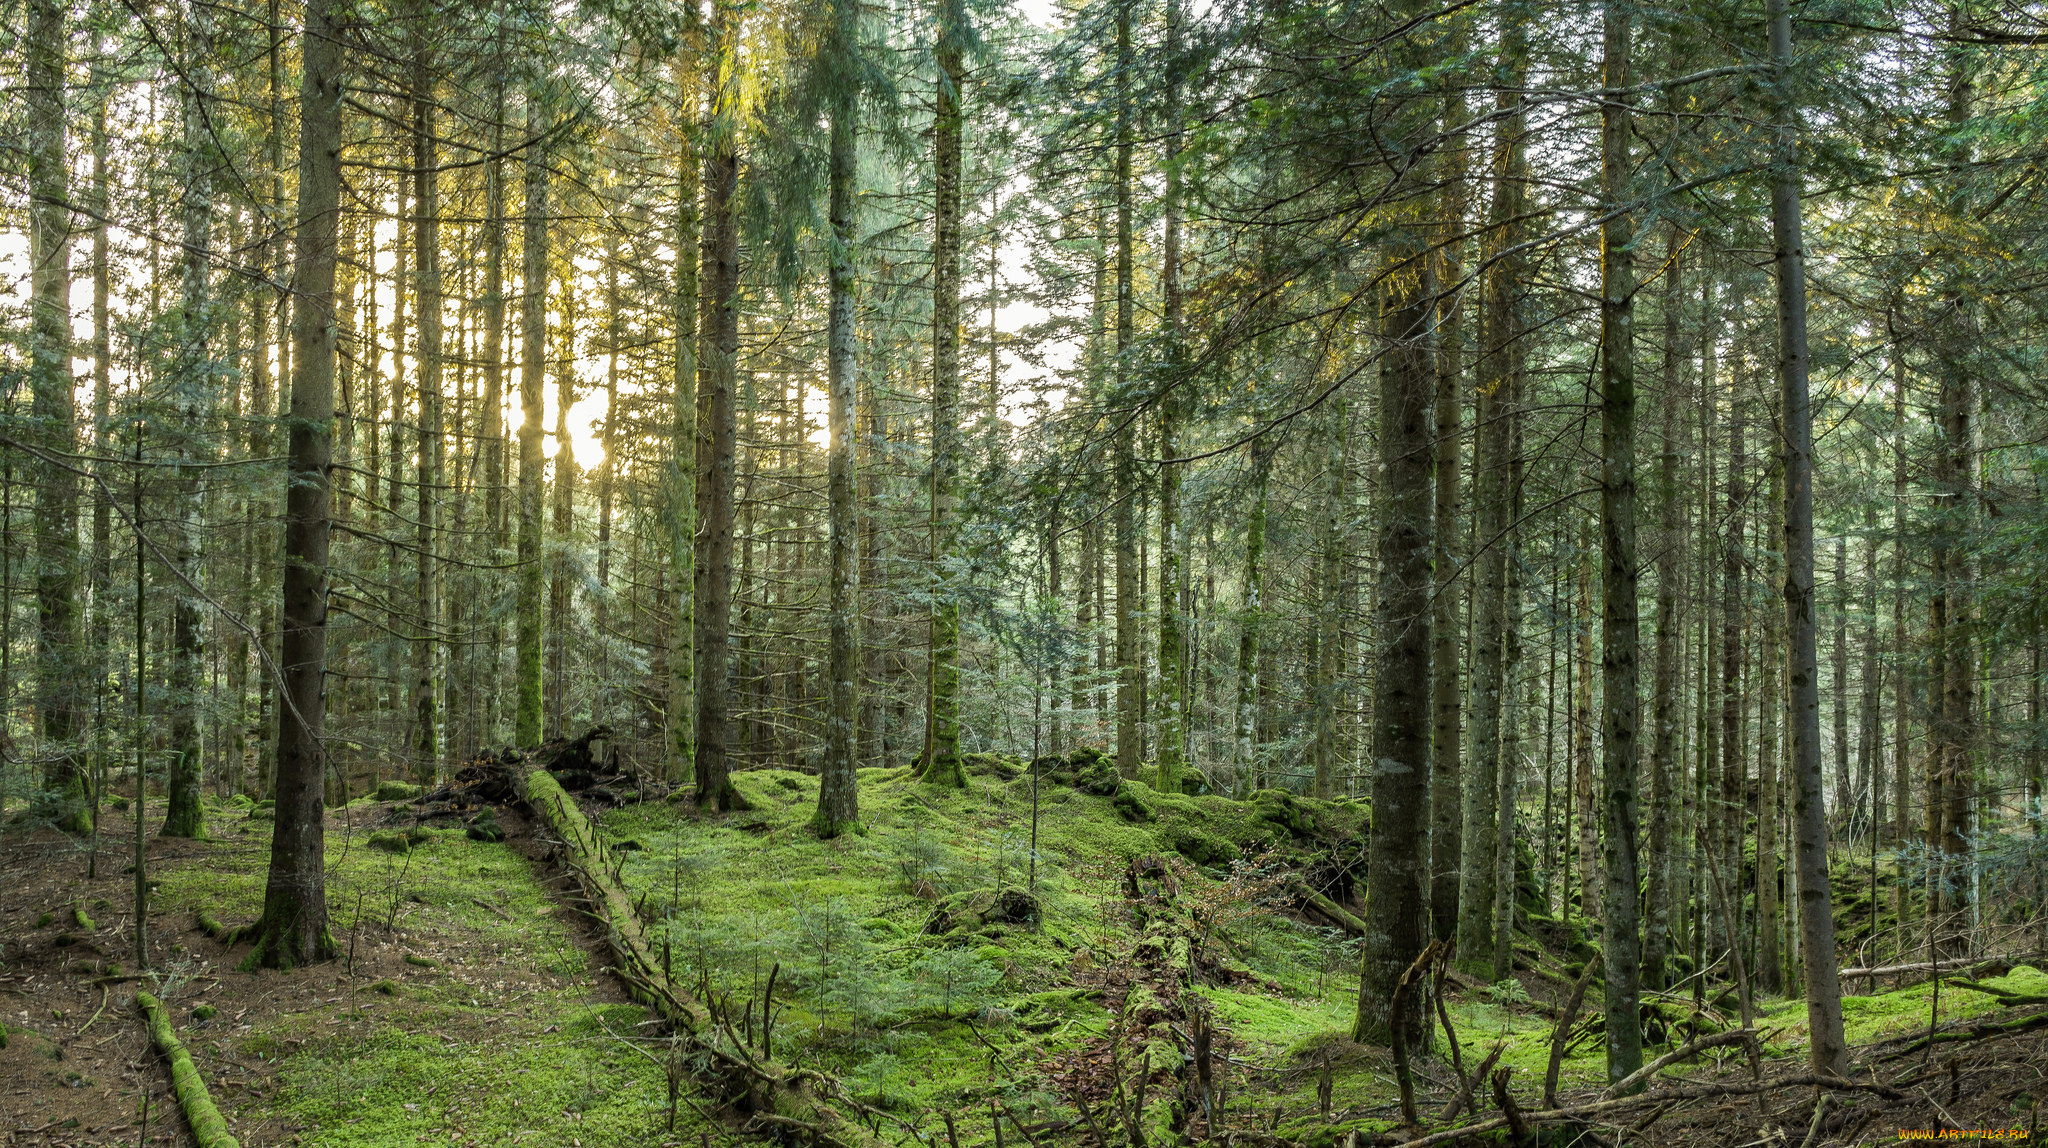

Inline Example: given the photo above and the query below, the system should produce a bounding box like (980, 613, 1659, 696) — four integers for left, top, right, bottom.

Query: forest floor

(2, 754, 2045, 1147)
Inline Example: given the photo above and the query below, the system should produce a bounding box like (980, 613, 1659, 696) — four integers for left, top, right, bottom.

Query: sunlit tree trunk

(694, 0, 745, 807)
(247, 0, 341, 967)
(667, 61, 701, 785)
(815, 30, 861, 835)
(1111, 1, 1140, 779)
(164, 4, 217, 839)
(413, 46, 443, 780)
(516, 88, 549, 749)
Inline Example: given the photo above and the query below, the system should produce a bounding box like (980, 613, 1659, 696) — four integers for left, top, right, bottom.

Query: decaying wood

(1600, 1028, 1756, 1099)
(137, 990, 241, 1148)
(506, 751, 882, 1148)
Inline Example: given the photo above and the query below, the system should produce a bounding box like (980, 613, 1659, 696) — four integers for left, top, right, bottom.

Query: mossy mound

(376, 780, 426, 802)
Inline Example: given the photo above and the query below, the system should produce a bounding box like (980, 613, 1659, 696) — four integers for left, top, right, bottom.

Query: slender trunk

(1431, 34, 1471, 943)
(1833, 539, 1851, 818)
(28, 0, 86, 831)
(1859, 516, 1883, 838)
(1155, 0, 1186, 796)
(1112, 1, 1140, 778)
(1491, 358, 1527, 983)
(413, 54, 443, 779)
(1313, 398, 1348, 799)
(1597, 3, 1643, 1078)
(1719, 383, 1746, 957)
(516, 90, 548, 749)
(922, 0, 968, 789)
(815, 57, 861, 836)
(694, 0, 744, 808)
(667, 63, 700, 785)
(481, 72, 507, 743)
(1643, 227, 1684, 991)
(549, 269, 576, 737)
(248, 0, 341, 966)
(163, 8, 216, 839)
(1759, 465, 1784, 994)
(1770, 0, 1847, 1069)
(1234, 441, 1270, 794)
(1574, 542, 1596, 913)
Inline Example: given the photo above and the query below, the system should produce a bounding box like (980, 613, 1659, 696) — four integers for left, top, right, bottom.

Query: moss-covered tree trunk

(516, 90, 549, 750)
(694, 0, 744, 808)
(1356, 8, 1437, 1036)
(28, 0, 86, 833)
(549, 269, 577, 737)
(246, 0, 341, 967)
(922, 0, 967, 789)
(1311, 397, 1347, 800)
(1233, 440, 1268, 795)
(1596, 0, 1643, 1082)
(667, 63, 700, 786)
(1111, 2, 1140, 780)
(816, 50, 861, 835)
(164, 9, 215, 840)
(412, 49, 443, 782)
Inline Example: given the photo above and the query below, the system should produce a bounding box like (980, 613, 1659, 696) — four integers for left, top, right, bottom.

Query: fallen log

(510, 762, 880, 1148)
(1382, 1072, 1904, 1148)
(136, 990, 240, 1148)
(1875, 1010, 2048, 1060)
(1599, 1028, 1755, 1099)
(1293, 881, 1368, 937)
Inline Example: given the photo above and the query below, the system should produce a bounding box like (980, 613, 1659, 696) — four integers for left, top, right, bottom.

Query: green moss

(34, 911, 53, 929)
(375, 781, 426, 802)
(366, 830, 411, 854)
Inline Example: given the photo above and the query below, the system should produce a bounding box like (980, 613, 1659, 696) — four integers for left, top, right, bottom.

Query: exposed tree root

(136, 990, 241, 1148)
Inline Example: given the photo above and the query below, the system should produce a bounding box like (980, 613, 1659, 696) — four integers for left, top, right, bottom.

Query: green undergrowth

(142, 794, 695, 1146)
(591, 762, 1587, 1134)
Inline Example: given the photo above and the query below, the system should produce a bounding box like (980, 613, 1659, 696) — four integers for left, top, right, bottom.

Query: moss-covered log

(512, 764, 881, 1148)
(136, 990, 240, 1148)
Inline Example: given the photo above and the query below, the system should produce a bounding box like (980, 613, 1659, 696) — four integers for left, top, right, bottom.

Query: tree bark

(1355, 45, 1437, 1039)
(516, 89, 549, 750)
(667, 61, 701, 785)
(694, 0, 745, 808)
(1770, 0, 1848, 1071)
(164, 7, 216, 840)
(815, 49, 861, 836)
(1597, 1, 1643, 1081)
(246, 0, 341, 967)
(922, 0, 968, 789)
(28, 0, 86, 832)
(1112, 1, 1140, 780)
(1155, 0, 1186, 796)
(413, 50, 443, 780)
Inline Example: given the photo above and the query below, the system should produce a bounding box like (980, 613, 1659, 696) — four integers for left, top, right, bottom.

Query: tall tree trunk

(163, 7, 216, 839)
(1355, 14, 1437, 1039)
(1597, 2, 1643, 1079)
(922, 0, 968, 789)
(667, 61, 700, 785)
(549, 266, 576, 736)
(1312, 397, 1348, 799)
(516, 90, 549, 749)
(413, 53, 443, 781)
(481, 71, 508, 745)
(1770, 0, 1847, 1069)
(1833, 539, 1851, 817)
(1643, 226, 1684, 991)
(1718, 384, 1745, 956)
(1759, 465, 1784, 994)
(815, 47, 861, 837)
(247, 0, 341, 967)
(27, 0, 86, 832)
(1112, 1, 1141, 779)
(1460, 7, 1527, 970)
(1431, 31, 1470, 943)
(694, 0, 745, 808)
(1859, 516, 1883, 837)
(1155, 0, 1187, 796)
(1234, 440, 1269, 794)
